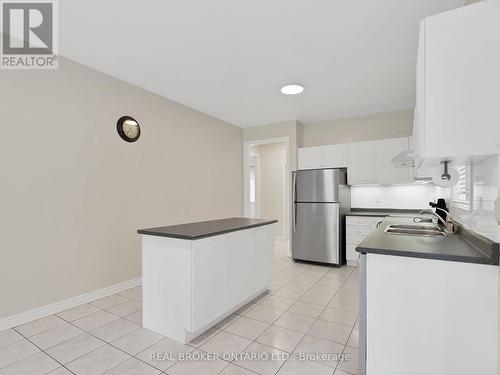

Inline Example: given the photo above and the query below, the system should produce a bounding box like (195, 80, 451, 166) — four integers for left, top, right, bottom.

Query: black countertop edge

(346, 208, 422, 217)
(459, 226, 500, 265)
(356, 246, 498, 265)
(356, 221, 499, 266)
(137, 217, 278, 240)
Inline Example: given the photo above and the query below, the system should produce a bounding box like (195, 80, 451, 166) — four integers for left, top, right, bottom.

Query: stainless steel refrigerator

(292, 168, 350, 265)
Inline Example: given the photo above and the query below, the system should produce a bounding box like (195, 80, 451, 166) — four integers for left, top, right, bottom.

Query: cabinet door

(228, 230, 256, 306)
(323, 144, 348, 168)
(423, 3, 500, 158)
(345, 216, 381, 265)
(414, 22, 425, 163)
(255, 225, 274, 291)
(373, 138, 412, 184)
(347, 142, 374, 185)
(298, 147, 322, 170)
(191, 235, 229, 331)
(298, 144, 348, 170)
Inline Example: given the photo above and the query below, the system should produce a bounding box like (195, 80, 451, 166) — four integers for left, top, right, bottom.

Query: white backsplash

(451, 154, 500, 242)
(351, 184, 445, 210)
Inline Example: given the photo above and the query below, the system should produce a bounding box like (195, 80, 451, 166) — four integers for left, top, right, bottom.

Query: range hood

(391, 150, 416, 168)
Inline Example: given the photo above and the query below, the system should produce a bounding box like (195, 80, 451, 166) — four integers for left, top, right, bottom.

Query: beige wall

(252, 143, 287, 237)
(0, 57, 243, 318)
(302, 109, 414, 147)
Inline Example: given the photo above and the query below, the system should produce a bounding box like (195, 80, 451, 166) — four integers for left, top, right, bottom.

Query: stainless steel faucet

(434, 207, 454, 222)
(418, 209, 449, 228)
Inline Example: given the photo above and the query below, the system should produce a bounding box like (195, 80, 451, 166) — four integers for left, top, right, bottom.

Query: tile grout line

(276, 264, 356, 374)
(10, 326, 78, 375)
(218, 261, 356, 374)
(28, 299, 143, 353)
(293, 267, 353, 374)
(204, 258, 316, 374)
(275, 266, 353, 374)
(54, 313, 165, 374)
(7, 289, 146, 375)
(3, 256, 359, 375)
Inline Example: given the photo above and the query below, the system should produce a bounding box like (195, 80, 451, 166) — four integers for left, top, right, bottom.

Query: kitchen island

(137, 217, 277, 343)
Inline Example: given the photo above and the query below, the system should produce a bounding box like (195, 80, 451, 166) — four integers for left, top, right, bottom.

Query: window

(249, 166, 256, 203)
(450, 164, 472, 211)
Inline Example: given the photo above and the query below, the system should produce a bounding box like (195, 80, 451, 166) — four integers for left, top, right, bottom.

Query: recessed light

(280, 84, 304, 95)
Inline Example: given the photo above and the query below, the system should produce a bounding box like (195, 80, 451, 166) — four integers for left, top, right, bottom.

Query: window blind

(451, 164, 472, 211)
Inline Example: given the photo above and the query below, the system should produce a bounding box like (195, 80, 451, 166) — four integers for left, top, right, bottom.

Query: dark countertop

(346, 208, 422, 217)
(356, 220, 499, 265)
(138, 217, 277, 240)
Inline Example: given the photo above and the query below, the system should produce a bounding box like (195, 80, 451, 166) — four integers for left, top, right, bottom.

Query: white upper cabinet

(374, 138, 412, 184)
(301, 137, 413, 185)
(347, 137, 412, 185)
(347, 141, 374, 185)
(298, 144, 348, 170)
(414, 1, 500, 162)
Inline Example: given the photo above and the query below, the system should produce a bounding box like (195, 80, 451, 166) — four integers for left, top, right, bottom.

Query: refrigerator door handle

(292, 172, 297, 232)
(292, 172, 297, 204)
(293, 203, 297, 232)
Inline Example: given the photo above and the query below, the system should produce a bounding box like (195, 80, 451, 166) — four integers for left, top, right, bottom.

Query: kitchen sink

(384, 224, 447, 237)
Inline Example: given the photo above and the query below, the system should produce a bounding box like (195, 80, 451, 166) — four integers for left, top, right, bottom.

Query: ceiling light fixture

(280, 84, 304, 95)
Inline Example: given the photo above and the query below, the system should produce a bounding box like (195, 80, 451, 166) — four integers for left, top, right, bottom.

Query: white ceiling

(60, 0, 464, 127)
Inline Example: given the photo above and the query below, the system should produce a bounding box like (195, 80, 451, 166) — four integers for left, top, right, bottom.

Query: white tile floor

(0, 241, 359, 375)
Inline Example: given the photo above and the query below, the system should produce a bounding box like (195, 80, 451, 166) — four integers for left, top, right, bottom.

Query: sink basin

(384, 224, 446, 237)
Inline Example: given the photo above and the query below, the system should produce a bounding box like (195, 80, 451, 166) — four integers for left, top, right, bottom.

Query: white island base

(141, 223, 274, 344)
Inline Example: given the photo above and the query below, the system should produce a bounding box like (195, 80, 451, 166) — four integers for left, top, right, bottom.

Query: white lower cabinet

(346, 216, 383, 266)
(192, 235, 230, 331)
(366, 253, 499, 375)
(254, 225, 274, 290)
(228, 230, 256, 306)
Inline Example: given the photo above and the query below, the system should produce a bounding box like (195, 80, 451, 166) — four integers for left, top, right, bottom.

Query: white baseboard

(0, 277, 142, 332)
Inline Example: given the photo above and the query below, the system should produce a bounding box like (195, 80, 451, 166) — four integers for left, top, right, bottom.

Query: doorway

(243, 137, 290, 243)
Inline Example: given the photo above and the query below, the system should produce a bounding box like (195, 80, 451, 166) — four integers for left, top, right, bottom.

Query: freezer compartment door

(294, 169, 343, 202)
(292, 202, 340, 264)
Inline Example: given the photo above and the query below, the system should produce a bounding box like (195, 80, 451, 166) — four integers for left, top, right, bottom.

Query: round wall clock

(117, 116, 141, 142)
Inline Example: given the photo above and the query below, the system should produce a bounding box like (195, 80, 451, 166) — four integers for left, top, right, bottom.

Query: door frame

(248, 152, 261, 218)
(243, 137, 290, 241)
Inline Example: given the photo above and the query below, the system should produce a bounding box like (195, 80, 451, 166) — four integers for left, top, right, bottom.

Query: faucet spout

(418, 209, 449, 229)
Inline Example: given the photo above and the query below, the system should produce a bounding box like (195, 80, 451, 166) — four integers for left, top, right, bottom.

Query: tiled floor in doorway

(0, 241, 359, 375)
